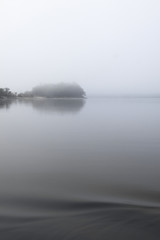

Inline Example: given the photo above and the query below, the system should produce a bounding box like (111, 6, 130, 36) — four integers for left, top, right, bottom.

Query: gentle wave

(0, 199, 160, 240)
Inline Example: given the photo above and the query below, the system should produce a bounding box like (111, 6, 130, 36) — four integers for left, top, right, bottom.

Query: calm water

(0, 98, 160, 239)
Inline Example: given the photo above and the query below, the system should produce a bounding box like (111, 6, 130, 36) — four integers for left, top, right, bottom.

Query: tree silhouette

(32, 83, 86, 98)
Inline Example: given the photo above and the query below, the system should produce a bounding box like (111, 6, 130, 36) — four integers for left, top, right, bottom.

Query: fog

(1, 0, 160, 95)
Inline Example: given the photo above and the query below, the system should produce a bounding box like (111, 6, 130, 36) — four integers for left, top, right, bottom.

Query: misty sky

(1, 0, 160, 95)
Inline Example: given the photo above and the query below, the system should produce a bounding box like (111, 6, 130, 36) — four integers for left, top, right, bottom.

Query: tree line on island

(0, 83, 86, 99)
(0, 88, 17, 99)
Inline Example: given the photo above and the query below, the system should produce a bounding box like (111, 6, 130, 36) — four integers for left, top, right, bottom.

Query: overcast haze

(1, 0, 160, 95)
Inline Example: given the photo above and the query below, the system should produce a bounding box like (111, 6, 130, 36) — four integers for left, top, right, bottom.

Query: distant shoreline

(87, 95, 160, 99)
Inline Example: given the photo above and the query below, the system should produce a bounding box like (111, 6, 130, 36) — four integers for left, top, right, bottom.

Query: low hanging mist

(1, 0, 160, 239)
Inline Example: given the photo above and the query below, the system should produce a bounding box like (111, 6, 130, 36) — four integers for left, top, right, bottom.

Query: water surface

(0, 98, 160, 239)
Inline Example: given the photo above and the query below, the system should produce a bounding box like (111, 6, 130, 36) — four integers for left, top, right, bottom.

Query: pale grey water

(0, 98, 160, 239)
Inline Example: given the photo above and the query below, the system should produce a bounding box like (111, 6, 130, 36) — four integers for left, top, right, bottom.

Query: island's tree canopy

(32, 83, 86, 98)
(0, 88, 16, 98)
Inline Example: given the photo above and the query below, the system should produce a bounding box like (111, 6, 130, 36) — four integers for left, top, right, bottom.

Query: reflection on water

(17, 98, 86, 114)
(0, 99, 14, 110)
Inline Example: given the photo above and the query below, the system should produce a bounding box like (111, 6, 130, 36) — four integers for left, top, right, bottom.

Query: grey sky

(1, 0, 160, 95)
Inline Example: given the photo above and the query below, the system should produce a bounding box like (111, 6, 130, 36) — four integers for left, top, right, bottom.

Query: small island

(0, 83, 86, 100)
(18, 83, 86, 99)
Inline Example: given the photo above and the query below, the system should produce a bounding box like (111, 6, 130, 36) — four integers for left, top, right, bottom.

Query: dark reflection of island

(0, 100, 14, 110)
(18, 98, 86, 114)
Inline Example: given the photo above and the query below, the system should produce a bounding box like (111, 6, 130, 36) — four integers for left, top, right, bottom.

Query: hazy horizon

(1, 2, 160, 238)
(1, 0, 160, 95)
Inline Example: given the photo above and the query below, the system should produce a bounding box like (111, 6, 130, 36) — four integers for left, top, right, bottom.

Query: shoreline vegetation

(0, 83, 86, 100)
(0, 88, 17, 100)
